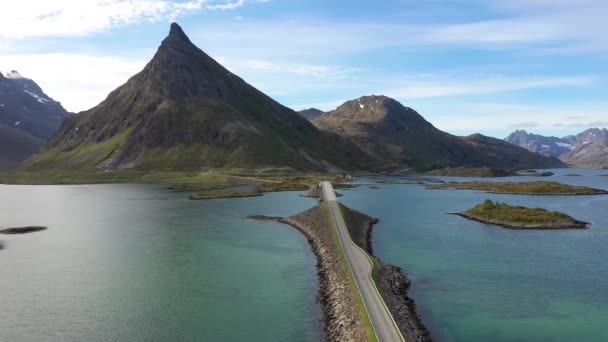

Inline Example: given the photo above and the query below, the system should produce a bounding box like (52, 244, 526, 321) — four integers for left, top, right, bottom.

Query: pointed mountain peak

(169, 22, 186, 37)
(161, 22, 193, 48)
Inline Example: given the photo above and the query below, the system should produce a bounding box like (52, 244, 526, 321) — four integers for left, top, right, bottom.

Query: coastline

(452, 212, 589, 230)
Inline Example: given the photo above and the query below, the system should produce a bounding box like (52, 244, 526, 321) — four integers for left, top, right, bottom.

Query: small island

(190, 190, 262, 200)
(518, 170, 554, 177)
(0, 226, 47, 234)
(430, 181, 608, 195)
(455, 200, 588, 230)
(427, 167, 517, 177)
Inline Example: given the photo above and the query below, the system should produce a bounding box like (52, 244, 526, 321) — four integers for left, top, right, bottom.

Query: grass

(28, 128, 133, 167)
(459, 200, 587, 229)
(190, 190, 262, 200)
(325, 203, 378, 342)
(428, 167, 517, 177)
(0, 168, 356, 195)
(0, 169, 237, 185)
(432, 181, 608, 195)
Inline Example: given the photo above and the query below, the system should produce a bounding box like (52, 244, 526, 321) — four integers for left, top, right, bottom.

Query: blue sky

(1, 0, 606, 138)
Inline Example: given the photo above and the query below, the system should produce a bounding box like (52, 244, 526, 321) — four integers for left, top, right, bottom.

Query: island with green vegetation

(427, 167, 517, 177)
(190, 190, 262, 200)
(430, 181, 608, 195)
(455, 200, 588, 229)
(517, 170, 554, 177)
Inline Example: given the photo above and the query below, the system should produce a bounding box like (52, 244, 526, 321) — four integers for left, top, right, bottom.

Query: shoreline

(452, 212, 589, 230)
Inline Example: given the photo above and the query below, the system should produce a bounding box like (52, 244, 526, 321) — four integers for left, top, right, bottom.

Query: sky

(0, 0, 607, 138)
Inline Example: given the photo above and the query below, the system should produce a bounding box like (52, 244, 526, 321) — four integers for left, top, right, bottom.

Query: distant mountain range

(505, 129, 608, 167)
(313, 96, 561, 170)
(19, 23, 563, 172)
(0, 70, 69, 166)
(298, 108, 324, 120)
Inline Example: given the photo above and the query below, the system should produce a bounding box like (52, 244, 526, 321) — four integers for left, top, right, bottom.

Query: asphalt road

(320, 181, 404, 342)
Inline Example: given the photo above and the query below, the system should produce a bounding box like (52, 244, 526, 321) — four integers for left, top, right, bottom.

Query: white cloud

(206, 0, 244, 10)
(428, 101, 608, 136)
(238, 60, 358, 79)
(0, 53, 147, 112)
(384, 75, 595, 99)
(206, 0, 268, 10)
(0, 0, 262, 40)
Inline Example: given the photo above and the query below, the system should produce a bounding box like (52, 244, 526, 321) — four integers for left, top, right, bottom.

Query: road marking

(336, 205, 406, 342)
(321, 181, 406, 342)
(326, 202, 380, 341)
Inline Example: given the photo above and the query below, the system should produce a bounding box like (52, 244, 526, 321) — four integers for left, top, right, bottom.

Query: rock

(0, 226, 47, 234)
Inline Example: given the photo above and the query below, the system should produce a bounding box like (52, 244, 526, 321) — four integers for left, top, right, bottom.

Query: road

(320, 181, 404, 342)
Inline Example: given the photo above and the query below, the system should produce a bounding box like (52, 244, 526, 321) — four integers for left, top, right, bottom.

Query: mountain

(505, 129, 608, 167)
(298, 108, 324, 120)
(313, 95, 563, 170)
(505, 130, 574, 157)
(30, 23, 367, 172)
(0, 123, 45, 166)
(0, 70, 69, 166)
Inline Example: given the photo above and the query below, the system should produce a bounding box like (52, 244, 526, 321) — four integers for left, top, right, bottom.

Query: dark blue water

(341, 168, 608, 341)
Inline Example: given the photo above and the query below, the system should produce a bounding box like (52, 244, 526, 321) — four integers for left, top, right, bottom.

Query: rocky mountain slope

(313, 96, 563, 170)
(505, 129, 608, 167)
(298, 108, 324, 120)
(30, 23, 369, 172)
(505, 130, 574, 157)
(0, 70, 69, 166)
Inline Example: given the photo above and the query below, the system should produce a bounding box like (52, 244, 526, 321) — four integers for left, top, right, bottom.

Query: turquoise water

(0, 184, 320, 341)
(341, 168, 608, 341)
(2, 169, 607, 341)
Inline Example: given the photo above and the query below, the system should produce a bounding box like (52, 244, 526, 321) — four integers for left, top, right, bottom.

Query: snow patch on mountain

(5, 70, 24, 79)
(556, 142, 574, 149)
(23, 90, 50, 103)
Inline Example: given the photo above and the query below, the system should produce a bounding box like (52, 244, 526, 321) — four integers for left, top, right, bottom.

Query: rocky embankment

(252, 195, 431, 341)
(281, 204, 368, 341)
(340, 205, 431, 341)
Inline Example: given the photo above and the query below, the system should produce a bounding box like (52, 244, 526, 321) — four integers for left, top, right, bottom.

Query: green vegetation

(27, 128, 133, 167)
(457, 200, 588, 229)
(326, 204, 378, 342)
(0, 169, 239, 185)
(432, 181, 608, 195)
(190, 190, 261, 200)
(0, 169, 355, 196)
(257, 181, 310, 192)
(428, 167, 517, 177)
(528, 171, 554, 177)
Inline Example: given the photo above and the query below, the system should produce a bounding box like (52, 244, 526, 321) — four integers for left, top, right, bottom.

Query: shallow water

(0, 184, 321, 342)
(342, 168, 608, 341)
(2, 169, 607, 341)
